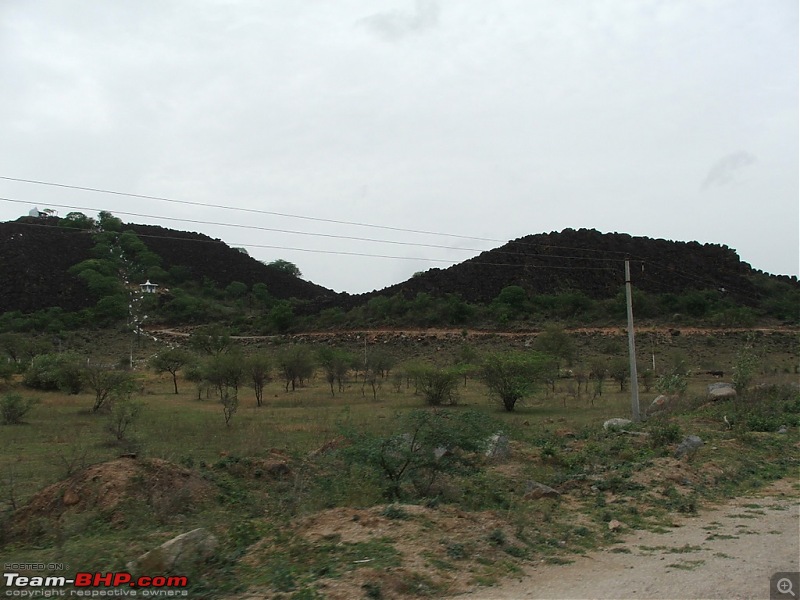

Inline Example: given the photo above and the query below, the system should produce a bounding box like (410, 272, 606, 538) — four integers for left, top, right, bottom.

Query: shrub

(655, 373, 688, 396)
(107, 397, 143, 440)
(0, 393, 38, 425)
(23, 353, 84, 394)
(342, 409, 495, 500)
(406, 365, 461, 406)
(480, 351, 552, 411)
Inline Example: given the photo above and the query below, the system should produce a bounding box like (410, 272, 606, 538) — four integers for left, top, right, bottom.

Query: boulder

(603, 418, 632, 431)
(127, 528, 218, 575)
(524, 481, 561, 500)
(708, 383, 736, 400)
(647, 395, 673, 416)
(485, 433, 510, 460)
(674, 435, 704, 459)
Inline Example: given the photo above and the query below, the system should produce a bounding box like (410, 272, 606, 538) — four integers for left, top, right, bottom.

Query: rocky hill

(0, 217, 336, 314)
(1, 219, 795, 318)
(351, 228, 796, 307)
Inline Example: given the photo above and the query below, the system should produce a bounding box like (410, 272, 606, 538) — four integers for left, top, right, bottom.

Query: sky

(0, 0, 797, 294)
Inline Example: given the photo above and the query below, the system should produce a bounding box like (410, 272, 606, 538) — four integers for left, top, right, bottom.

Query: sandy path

(451, 480, 800, 600)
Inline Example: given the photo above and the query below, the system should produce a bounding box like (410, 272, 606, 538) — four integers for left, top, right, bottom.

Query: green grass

(1, 328, 798, 597)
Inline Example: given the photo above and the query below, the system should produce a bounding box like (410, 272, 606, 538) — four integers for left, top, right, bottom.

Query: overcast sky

(1, 0, 797, 294)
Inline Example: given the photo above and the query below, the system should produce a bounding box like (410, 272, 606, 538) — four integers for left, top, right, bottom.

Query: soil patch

(7, 457, 215, 539)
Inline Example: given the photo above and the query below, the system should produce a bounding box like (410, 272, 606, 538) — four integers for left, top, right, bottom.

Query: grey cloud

(702, 151, 757, 190)
(359, 0, 440, 41)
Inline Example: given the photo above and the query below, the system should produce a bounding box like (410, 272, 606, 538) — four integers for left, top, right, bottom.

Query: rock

(707, 382, 736, 400)
(777, 425, 788, 434)
(524, 481, 561, 500)
(608, 519, 623, 531)
(485, 433, 510, 460)
(708, 386, 737, 400)
(62, 488, 80, 506)
(433, 446, 450, 460)
(647, 395, 673, 416)
(674, 435, 704, 459)
(127, 528, 218, 575)
(555, 429, 576, 438)
(603, 418, 632, 431)
(708, 382, 734, 392)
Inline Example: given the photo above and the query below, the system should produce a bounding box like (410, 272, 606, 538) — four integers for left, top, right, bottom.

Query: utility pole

(625, 258, 641, 422)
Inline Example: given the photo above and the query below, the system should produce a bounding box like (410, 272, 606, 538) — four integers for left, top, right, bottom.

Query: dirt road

(451, 480, 800, 600)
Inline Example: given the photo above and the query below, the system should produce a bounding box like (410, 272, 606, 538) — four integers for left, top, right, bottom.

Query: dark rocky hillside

(351, 229, 797, 307)
(125, 223, 334, 299)
(0, 219, 96, 313)
(0, 218, 335, 314)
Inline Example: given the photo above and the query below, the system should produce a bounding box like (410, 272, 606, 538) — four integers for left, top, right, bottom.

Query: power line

(0, 174, 633, 257)
(1, 219, 620, 271)
(0, 195, 622, 263)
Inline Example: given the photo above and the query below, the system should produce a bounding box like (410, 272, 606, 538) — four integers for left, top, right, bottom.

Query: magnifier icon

(778, 578, 796, 597)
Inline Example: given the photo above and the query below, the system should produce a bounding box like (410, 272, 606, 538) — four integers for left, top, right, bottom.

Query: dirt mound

(242, 503, 518, 599)
(7, 457, 215, 539)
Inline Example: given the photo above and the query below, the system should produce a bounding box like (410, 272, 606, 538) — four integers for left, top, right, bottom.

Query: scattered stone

(62, 489, 80, 506)
(709, 387, 737, 400)
(603, 418, 632, 431)
(707, 382, 736, 400)
(708, 382, 734, 392)
(524, 481, 561, 500)
(647, 395, 673, 416)
(127, 528, 218, 575)
(485, 433, 510, 460)
(674, 435, 704, 459)
(433, 446, 450, 460)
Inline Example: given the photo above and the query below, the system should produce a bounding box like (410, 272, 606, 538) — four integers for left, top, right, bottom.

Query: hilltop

(0, 217, 336, 315)
(364, 228, 786, 306)
(0, 216, 796, 330)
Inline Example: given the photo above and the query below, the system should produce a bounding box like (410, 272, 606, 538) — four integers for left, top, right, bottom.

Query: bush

(342, 409, 496, 500)
(406, 365, 461, 406)
(480, 351, 552, 411)
(655, 373, 688, 397)
(23, 353, 84, 394)
(1, 393, 38, 425)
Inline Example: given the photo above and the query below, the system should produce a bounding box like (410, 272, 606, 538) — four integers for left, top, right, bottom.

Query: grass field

(0, 328, 798, 598)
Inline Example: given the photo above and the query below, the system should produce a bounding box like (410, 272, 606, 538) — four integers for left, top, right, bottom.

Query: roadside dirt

(449, 479, 800, 600)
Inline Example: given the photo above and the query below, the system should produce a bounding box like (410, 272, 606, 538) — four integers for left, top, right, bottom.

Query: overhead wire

(1, 218, 620, 272)
(0, 174, 633, 256)
(2, 176, 773, 296)
(0, 195, 624, 264)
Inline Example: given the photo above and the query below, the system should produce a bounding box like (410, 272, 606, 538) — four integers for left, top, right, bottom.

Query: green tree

(267, 259, 302, 278)
(533, 326, 576, 368)
(23, 353, 84, 394)
(268, 301, 295, 333)
(188, 325, 232, 356)
(317, 348, 353, 396)
(247, 353, 272, 406)
(480, 351, 551, 412)
(406, 364, 461, 406)
(203, 352, 245, 425)
(82, 365, 137, 413)
(0, 393, 39, 425)
(150, 348, 195, 394)
(225, 281, 248, 300)
(97, 211, 123, 232)
(60, 212, 96, 230)
(609, 357, 629, 392)
(276, 345, 315, 392)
